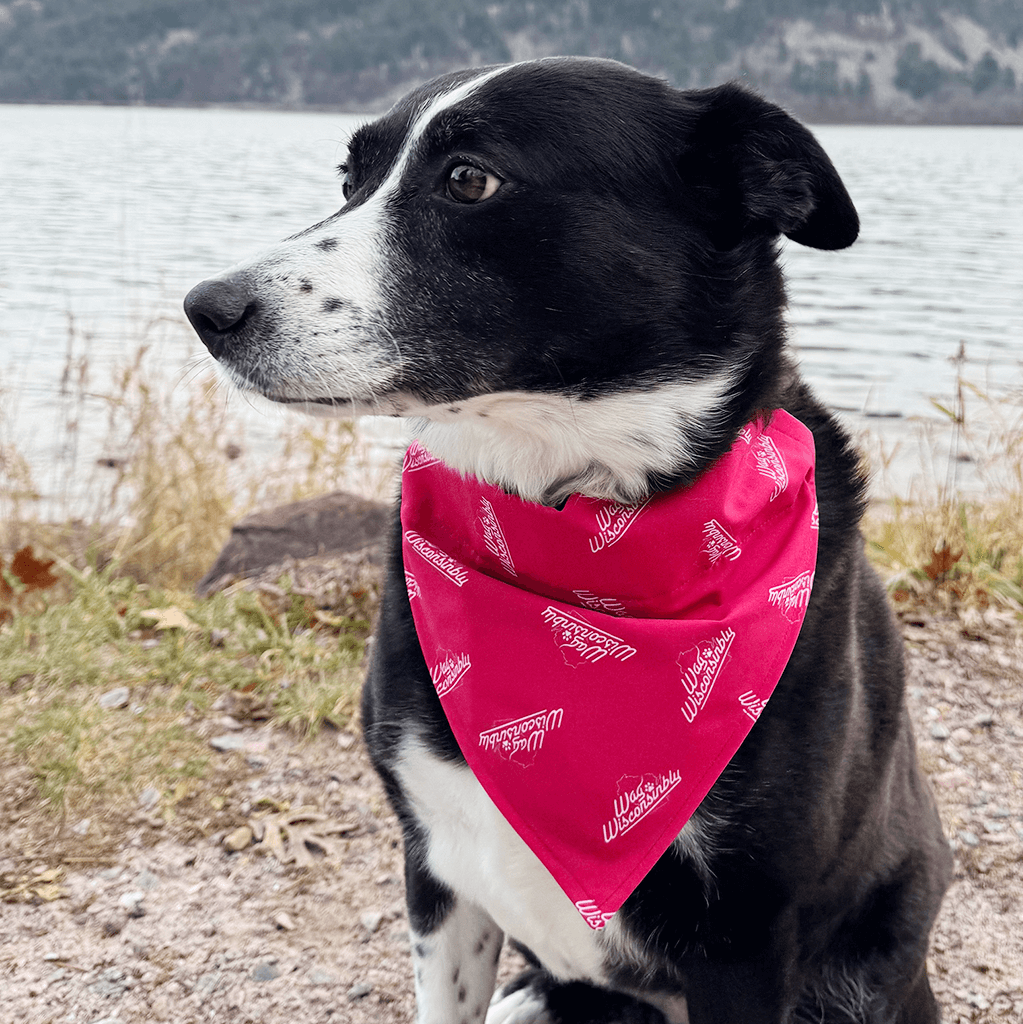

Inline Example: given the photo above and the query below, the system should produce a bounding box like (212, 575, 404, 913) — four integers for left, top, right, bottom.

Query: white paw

(486, 985, 554, 1024)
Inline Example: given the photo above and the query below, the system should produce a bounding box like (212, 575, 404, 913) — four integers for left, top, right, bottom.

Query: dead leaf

(0, 867, 67, 903)
(11, 546, 59, 592)
(252, 806, 358, 867)
(312, 609, 347, 628)
(2, 545, 60, 624)
(140, 606, 198, 631)
(923, 545, 963, 582)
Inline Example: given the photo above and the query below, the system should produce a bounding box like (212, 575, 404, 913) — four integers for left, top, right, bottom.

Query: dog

(185, 57, 952, 1024)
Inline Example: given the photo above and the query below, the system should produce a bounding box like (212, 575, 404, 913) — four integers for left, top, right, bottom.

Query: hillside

(0, 0, 1020, 121)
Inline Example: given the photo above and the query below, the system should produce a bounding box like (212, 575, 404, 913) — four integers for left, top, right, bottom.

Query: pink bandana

(401, 410, 818, 929)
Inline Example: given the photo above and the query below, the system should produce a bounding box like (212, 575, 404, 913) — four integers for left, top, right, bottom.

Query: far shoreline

(2, 96, 1021, 127)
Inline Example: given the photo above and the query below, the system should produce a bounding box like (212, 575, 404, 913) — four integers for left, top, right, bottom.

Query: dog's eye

(339, 163, 354, 201)
(447, 164, 501, 204)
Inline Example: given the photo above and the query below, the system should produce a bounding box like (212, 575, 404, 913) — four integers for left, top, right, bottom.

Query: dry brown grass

(864, 354, 1023, 616)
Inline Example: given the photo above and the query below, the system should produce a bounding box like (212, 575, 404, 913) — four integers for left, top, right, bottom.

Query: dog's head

(185, 57, 856, 505)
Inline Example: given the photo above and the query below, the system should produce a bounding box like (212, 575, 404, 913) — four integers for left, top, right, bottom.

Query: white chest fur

(395, 736, 608, 982)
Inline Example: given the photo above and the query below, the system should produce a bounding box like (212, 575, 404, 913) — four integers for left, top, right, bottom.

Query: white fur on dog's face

(212, 67, 515, 416)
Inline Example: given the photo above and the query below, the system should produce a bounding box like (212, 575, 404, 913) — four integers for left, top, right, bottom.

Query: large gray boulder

(197, 490, 390, 597)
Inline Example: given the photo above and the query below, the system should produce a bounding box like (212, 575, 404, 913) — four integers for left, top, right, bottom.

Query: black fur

(185, 57, 951, 1024)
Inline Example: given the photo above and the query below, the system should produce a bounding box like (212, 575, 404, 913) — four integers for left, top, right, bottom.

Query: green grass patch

(0, 563, 368, 821)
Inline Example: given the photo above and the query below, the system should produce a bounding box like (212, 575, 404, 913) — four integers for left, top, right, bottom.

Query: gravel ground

(2, 607, 1021, 1024)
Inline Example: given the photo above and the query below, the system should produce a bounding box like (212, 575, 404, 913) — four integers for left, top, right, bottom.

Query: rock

(196, 490, 389, 596)
(250, 960, 281, 982)
(347, 981, 373, 1001)
(138, 787, 161, 810)
(210, 734, 250, 753)
(973, 711, 995, 727)
(933, 769, 971, 789)
(99, 687, 130, 710)
(88, 966, 129, 998)
(308, 969, 336, 985)
(951, 727, 972, 744)
(194, 971, 223, 994)
(360, 910, 384, 934)
(119, 891, 146, 918)
(135, 869, 160, 891)
(223, 826, 253, 852)
(272, 911, 296, 931)
(930, 723, 950, 740)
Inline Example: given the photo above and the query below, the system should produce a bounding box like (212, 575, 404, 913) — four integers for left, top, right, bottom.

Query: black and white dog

(185, 57, 951, 1024)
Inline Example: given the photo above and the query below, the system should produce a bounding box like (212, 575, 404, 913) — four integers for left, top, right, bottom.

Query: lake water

(1, 104, 1021, 513)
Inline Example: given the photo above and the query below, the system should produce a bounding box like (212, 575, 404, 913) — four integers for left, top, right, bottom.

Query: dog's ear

(676, 83, 858, 251)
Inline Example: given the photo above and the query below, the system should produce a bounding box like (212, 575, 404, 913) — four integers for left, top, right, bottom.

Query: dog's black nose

(183, 278, 256, 359)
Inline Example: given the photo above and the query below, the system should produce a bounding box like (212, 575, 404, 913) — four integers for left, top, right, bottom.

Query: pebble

(210, 734, 249, 752)
(136, 869, 160, 891)
(194, 971, 222, 994)
(88, 967, 130, 998)
(223, 826, 253, 852)
(959, 831, 980, 847)
(272, 911, 297, 931)
(933, 769, 971, 789)
(87, 1018, 125, 1024)
(360, 910, 384, 934)
(347, 982, 373, 1001)
(951, 727, 972, 745)
(119, 891, 146, 918)
(929, 723, 950, 740)
(308, 969, 336, 985)
(973, 711, 994, 727)
(250, 960, 281, 982)
(99, 687, 130, 710)
(138, 787, 161, 810)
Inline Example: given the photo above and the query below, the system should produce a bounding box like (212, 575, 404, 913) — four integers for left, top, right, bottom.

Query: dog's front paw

(487, 984, 554, 1024)
(486, 971, 673, 1024)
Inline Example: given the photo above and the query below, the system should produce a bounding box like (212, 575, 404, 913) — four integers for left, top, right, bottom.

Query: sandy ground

(2, 607, 1021, 1024)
